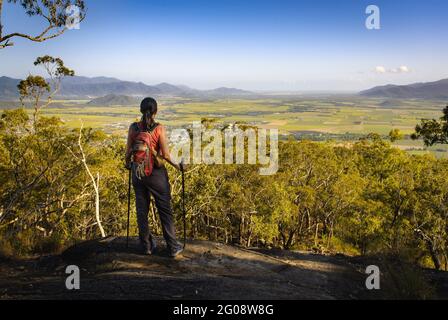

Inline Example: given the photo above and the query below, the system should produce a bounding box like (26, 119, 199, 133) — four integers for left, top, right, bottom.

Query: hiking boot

(168, 246, 184, 258)
(149, 238, 158, 254)
(140, 239, 157, 256)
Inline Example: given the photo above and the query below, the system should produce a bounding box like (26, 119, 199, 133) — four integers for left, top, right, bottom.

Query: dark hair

(140, 97, 158, 129)
(140, 97, 158, 115)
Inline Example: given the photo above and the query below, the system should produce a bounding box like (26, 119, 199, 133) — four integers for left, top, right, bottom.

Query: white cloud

(375, 66, 386, 73)
(374, 65, 411, 74)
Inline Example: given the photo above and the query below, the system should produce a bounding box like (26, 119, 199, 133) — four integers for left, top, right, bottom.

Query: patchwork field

(2, 96, 447, 157)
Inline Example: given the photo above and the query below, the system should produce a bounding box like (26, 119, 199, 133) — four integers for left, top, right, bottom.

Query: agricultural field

(1, 96, 447, 157)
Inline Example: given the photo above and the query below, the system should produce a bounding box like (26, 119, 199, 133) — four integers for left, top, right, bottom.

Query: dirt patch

(0, 237, 446, 300)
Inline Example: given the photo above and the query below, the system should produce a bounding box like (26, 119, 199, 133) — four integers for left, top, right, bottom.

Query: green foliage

(0, 238, 14, 259)
(17, 75, 50, 99)
(34, 55, 75, 78)
(7, 0, 86, 27)
(17, 56, 75, 126)
(389, 129, 403, 143)
(0, 109, 447, 273)
(1, 0, 87, 49)
(169, 133, 447, 270)
(0, 109, 128, 254)
(32, 233, 65, 255)
(371, 256, 436, 299)
(412, 106, 448, 146)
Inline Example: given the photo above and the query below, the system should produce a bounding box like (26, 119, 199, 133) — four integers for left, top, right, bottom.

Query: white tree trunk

(95, 172, 104, 237)
(78, 124, 106, 238)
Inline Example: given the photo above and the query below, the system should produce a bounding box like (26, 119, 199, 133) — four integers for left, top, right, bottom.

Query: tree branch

(0, 27, 67, 46)
(77, 122, 106, 238)
(0, 0, 86, 49)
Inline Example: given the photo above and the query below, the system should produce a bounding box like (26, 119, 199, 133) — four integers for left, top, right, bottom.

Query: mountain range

(359, 78, 448, 100)
(1, 75, 448, 100)
(87, 94, 141, 106)
(0, 76, 253, 99)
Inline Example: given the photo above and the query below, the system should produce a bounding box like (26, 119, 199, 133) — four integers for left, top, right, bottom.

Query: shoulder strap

(147, 124, 161, 156)
(132, 122, 142, 132)
(147, 123, 160, 142)
(135, 121, 159, 133)
(148, 122, 160, 133)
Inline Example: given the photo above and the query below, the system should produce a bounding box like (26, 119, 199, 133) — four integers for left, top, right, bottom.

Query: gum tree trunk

(77, 124, 106, 238)
(427, 241, 441, 271)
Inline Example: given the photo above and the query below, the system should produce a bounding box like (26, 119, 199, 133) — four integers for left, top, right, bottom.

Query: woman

(125, 97, 183, 257)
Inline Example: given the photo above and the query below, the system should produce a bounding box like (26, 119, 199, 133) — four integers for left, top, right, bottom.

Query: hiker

(125, 97, 184, 257)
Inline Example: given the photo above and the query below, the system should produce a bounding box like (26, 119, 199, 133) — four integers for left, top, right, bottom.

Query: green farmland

(2, 96, 447, 157)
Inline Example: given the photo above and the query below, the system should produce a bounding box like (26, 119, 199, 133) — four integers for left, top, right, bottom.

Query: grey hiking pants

(132, 165, 180, 251)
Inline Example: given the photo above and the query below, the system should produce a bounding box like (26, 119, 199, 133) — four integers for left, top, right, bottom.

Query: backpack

(131, 121, 160, 179)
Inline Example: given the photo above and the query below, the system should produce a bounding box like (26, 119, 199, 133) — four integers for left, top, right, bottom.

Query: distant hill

(153, 82, 193, 96)
(0, 76, 254, 100)
(60, 76, 123, 85)
(87, 94, 141, 106)
(360, 79, 448, 100)
(59, 76, 159, 98)
(377, 100, 410, 108)
(204, 87, 253, 97)
(0, 76, 20, 99)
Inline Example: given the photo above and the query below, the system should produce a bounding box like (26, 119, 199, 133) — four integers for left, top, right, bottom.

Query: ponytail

(140, 97, 158, 130)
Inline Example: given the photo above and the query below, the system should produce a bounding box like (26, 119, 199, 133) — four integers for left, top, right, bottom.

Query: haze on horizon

(1, 0, 447, 92)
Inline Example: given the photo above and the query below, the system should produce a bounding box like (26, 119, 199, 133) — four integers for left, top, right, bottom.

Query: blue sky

(1, 0, 447, 91)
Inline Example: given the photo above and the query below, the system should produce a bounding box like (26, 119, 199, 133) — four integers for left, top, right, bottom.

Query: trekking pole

(126, 167, 132, 248)
(180, 160, 187, 249)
